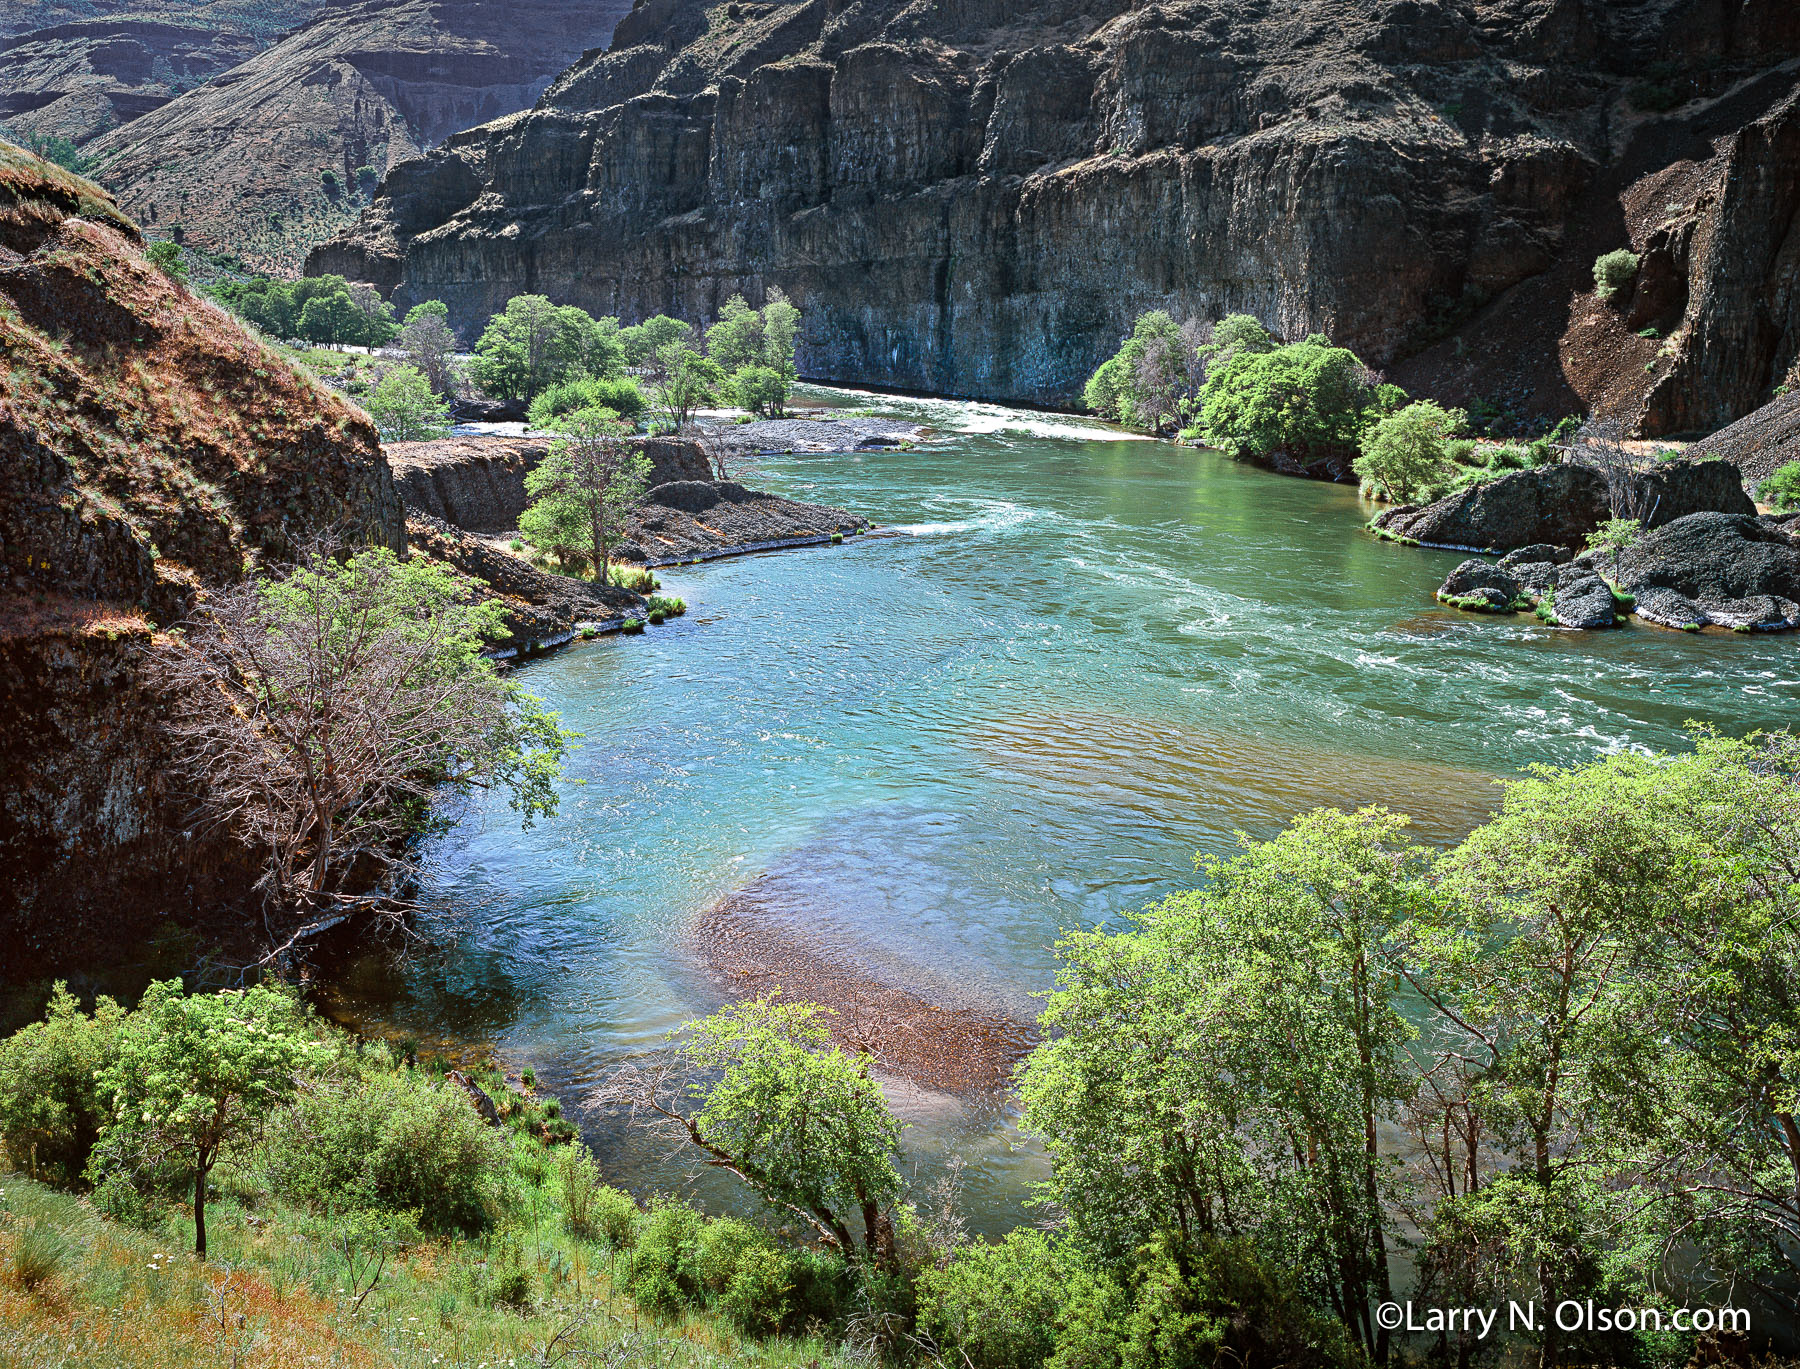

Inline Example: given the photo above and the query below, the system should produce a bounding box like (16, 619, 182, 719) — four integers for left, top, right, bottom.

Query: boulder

(1545, 569, 1620, 629)
(1435, 559, 1521, 613)
(1373, 465, 1610, 553)
(1638, 459, 1757, 528)
(1497, 543, 1573, 569)
(1615, 512, 1800, 631)
(1689, 389, 1800, 487)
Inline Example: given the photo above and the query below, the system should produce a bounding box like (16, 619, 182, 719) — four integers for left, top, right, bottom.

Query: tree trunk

(193, 1151, 209, 1258)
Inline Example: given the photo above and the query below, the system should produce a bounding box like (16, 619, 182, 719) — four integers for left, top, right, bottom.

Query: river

(316, 385, 1798, 1233)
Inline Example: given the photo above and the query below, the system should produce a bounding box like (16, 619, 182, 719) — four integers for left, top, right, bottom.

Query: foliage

(519, 406, 651, 576)
(1021, 807, 1424, 1358)
(0, 984, 123, 1186)
(1593, 249, 1641, 301)
(1198, 337, 1402, 464)
(728, 364, 790, 419)
(650, 344, 725, 432)
(262, 1066, 507, 1234)
(214, 274, 397, 347)
(146, 240, 188, 282)
(619, 315, 695, 366)
(707, 289, 801, 417)
(527, 373, 647, 428)
(470, 295, 624, 401)
(15, 130, 95, 175)
(94, 980, 320, 1256)
(1758, 459, 1800, 511)
(1586, 516, 1643, 568)
(1354, 400, 1466, 502)
(148, 546, 566, 936)
(363, 364, 452, 442)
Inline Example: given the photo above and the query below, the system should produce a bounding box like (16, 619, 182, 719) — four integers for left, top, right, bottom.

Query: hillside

(313, 0, 1799, 432)
(2, 0, 635, 277)
(0, 139, 403, 978)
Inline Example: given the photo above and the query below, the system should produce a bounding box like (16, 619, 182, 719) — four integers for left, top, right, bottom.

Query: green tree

(146, 239, 187, 283)
(0, 983, 123, 1185)
(619, 315, 696, 366)
(1198, 338, 1397, 464)
(705, 294, 765, 371)
(519, 406, 651, 577)
(471, 296, 622, 402)
(598, 999, 905, 1265)
(727, 364, 788, 418)
(651, 344, 724, 432)
(1198, 313, 1276, 373)
(1585, 516, 1642, 572)
(297, 290, 362, 347)
(363, 364, 452, 442)
(1757, 459, 1800, 511)
(95, 980, 320, 1256)
(1021, 807, 1425, 1362)
(1355, 400, 1465, 502)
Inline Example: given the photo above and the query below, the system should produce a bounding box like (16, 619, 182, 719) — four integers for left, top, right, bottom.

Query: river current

(318, 385, 1797, 1232)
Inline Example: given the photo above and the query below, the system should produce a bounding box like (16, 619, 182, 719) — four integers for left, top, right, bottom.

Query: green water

(320, 386, 1796, 1230)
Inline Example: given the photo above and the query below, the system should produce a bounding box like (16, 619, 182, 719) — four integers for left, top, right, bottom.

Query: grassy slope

(0, 1171, 844, 1368)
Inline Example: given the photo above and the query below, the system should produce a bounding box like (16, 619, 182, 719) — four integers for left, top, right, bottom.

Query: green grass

(621, 618, 645, 635)
(0, 1172, 848, 1369)
(1365, 521, 1420, 547)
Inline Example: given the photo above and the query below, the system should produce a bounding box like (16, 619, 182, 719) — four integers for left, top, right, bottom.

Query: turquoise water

(320, 386, 1797, 1230)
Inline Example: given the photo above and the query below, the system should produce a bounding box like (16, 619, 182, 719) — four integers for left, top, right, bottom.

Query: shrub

(0, 983, 122, 1187)
(263, 1068, 508, 1235)
(1593, 249, 1640, 301)
(556, 1144, 602, 1238)
(1758, 460, 1800, 512)
(608, 564, 659, 593)
(621, 617, 645, 634)
(590, 1185, 640, 1249)
(146, 239, 187, 282)
(1586, 516, 1643, 569)
(717, 1241, 791, 1336)
(646, 594, 685, 617)
(625, 1202, 705, 1315)
(918, 1228, 1067, 1369)
(647, 609, 666, 625)
(527, 374, 646, 428)
(1354, 400, 1465, 503)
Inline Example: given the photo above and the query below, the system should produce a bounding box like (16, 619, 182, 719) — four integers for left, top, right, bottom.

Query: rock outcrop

(315, 0, 1800, 424)
(386, 434, 712, 531)
(81, 0, 636, 274)
(1692, 389, 1800, 489)
(0, 141, 403, 978)
(1615, 512, 1800, 631)
(1377, 459, 1754, 553)
(630, 480, 868, 565)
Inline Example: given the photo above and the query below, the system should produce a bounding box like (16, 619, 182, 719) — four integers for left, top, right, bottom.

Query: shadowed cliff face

(312, 0, 1799, 425)
(0, 141, 403, 977)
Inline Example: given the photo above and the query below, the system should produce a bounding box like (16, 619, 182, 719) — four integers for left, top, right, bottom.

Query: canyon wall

(314, 0, 1800, 429)
(0, 142, 402, 978)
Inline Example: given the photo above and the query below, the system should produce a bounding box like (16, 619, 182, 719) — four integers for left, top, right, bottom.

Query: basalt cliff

(0, 141, 402, 981)
(314, 0, 1800, 432)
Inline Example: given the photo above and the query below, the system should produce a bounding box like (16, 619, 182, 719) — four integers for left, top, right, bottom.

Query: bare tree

(395, 308, 463, 399)
(1572, 418, 1660, 525)
(1133, 319, 1209, 434)
(148, 543, 564, 953)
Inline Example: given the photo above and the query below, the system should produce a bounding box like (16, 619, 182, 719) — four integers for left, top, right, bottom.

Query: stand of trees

(213, 274, 398, 348)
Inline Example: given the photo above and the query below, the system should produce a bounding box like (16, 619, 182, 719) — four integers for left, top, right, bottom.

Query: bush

(646, 594, 685, 617)
(647, 609, 666, 625)
(1758, 460, 1800, 512)
(1354, 400, 1465, 502)
(918, 1229, 1067, 1369)
(621, 617, 645, 635)
(590, 1185, 640, 1249)
(717, 1241, 791, 1336)
(1200, 338, 1402, 465)
(0, 983, 122, 1187)
(527, 374, 646, 428)
(263, 1068, 508, 1235)
(1594, 249, 1640, 301)
(625, 1202, 705, 1315)
(609, 564, 659, 593)
(146, 239, 187, 282)
(556, 1144, 602, 1238)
